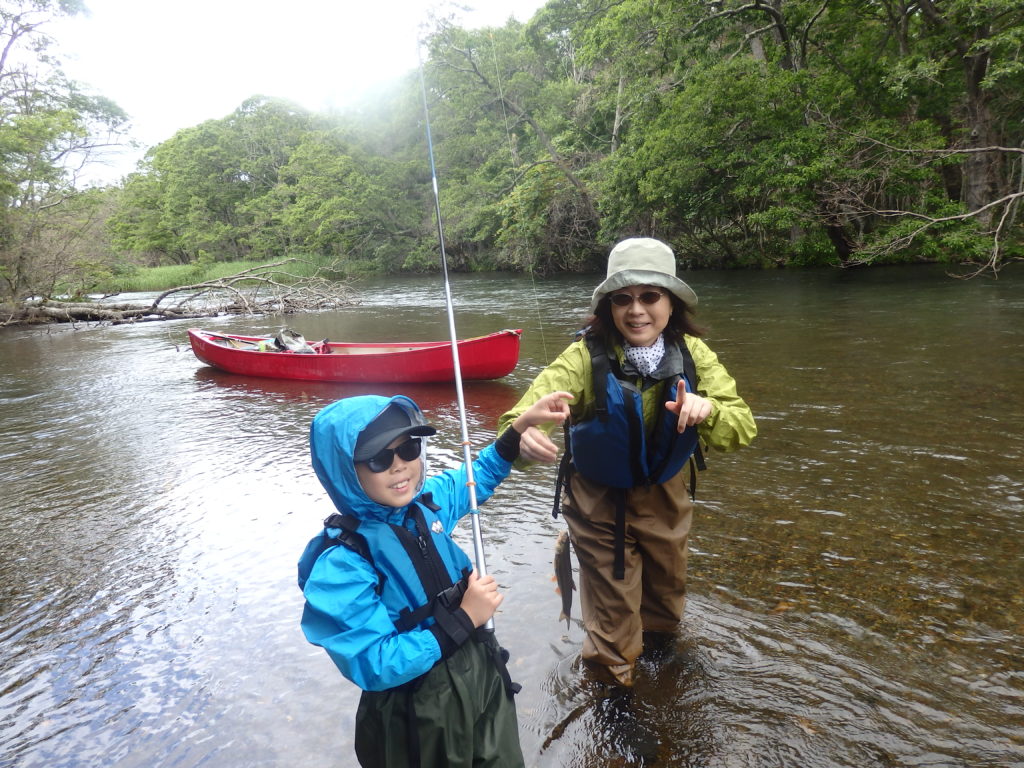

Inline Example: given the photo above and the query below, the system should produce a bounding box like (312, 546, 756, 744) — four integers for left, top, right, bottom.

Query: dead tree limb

(1, 259, 360, 327)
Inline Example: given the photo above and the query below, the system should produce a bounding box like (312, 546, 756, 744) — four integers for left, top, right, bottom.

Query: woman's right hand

(459, 570, 503, 627)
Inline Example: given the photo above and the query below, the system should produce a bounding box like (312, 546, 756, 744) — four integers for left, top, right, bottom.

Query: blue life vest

(568, 337, 700, 489)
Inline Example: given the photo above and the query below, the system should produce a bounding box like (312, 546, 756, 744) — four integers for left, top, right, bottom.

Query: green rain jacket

(497, 335, 756, 459)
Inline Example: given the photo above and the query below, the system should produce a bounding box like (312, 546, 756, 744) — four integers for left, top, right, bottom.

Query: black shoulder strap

(552, 421, 575, 519)
(388, 503, 452, 598)
(584, 334, 611, 422)
(323, 512, 364, 550)
(389, 501, 465, 634)
(418, 492, 442, 512)
(679, 338, 699, 397)
(321, 513, 386, 595)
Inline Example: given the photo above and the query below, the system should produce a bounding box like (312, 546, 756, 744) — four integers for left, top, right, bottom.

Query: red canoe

(187, 328, 522, 383)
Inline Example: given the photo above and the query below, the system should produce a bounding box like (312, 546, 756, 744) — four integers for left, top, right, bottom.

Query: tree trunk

(611, 75, 624, 153)
(961, 55, 1000, 226)
(916, 1, 1004, 227)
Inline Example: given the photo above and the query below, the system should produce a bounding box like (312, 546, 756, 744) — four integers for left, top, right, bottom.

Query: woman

(497, 237, 756, 689)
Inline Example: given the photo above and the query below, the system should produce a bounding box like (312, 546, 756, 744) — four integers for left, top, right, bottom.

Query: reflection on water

(0, 265, 1022, 768)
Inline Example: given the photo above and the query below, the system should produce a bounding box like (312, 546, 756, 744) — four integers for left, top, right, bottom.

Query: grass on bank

(98, 256, 338, 294)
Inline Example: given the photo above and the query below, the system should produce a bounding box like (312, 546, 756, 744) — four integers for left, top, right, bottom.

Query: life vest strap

(389, 504, 452, 600)
(552, 421, 576, 519)
(318, 513, 385, 595)
(395, 568, 472, 633)
(591, 345, 611, 422)
(479, 629, 522, 699)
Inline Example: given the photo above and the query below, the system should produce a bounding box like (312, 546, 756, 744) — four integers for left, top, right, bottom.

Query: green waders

(354, 631, 524, 768)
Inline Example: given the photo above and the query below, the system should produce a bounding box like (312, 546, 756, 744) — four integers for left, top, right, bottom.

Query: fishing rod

(417, 45, 494, 631)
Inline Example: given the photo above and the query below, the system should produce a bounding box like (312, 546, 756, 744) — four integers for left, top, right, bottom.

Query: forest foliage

(2, 0, 1023, 307)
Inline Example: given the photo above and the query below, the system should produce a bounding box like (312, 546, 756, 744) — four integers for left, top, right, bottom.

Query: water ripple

(1, 267, 1022, 767)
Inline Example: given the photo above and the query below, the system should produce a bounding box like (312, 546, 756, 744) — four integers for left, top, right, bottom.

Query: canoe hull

(187, 328, 522, 383)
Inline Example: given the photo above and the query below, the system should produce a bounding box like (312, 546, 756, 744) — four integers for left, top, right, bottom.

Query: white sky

(50, 0, 545, 183)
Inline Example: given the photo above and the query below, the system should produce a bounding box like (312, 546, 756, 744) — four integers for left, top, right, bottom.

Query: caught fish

(553, 530, 575, 628)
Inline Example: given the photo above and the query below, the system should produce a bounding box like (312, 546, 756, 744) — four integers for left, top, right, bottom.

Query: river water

(0, 265, 1021, 768)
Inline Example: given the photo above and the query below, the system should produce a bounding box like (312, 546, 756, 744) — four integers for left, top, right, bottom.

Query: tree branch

(1, 259, 360, 327)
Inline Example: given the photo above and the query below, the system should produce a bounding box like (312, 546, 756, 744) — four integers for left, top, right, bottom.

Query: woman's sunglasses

(609, 290, 665, 307)
(363, 438, 422, 473)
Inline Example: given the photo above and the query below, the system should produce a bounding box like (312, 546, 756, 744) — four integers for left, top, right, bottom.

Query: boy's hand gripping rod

(417, 47, 494, 631)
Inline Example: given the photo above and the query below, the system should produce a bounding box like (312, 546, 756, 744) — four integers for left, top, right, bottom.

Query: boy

(298, 392, 570, 768)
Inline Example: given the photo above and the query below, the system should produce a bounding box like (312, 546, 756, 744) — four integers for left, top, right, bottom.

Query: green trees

(5, 0, 1020, 293)
(108, 96, 423, 272)
(542, 0, 1023, 269)
(0, 0, 130, 303)
(395, 0, 1016, 273)
(421, 15, 615, 273)
(96, 0, 1024, 276)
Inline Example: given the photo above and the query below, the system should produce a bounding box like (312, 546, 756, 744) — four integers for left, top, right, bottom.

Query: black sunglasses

(363, 438, 422, 473)
(609, 290, 665, 307)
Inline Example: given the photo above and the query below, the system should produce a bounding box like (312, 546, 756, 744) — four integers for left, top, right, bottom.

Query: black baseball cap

(354, 402, 436, 461)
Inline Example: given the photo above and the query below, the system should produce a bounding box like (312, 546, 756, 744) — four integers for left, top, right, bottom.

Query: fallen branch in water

(1, 259, 360, 327)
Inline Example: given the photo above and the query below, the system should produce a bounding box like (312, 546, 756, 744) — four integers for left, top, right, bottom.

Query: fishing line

(488, 30, 551, 363)
(417, 44, 494, 630)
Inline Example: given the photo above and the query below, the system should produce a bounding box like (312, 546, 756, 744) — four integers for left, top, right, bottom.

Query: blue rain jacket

(298, 395, 513, 692)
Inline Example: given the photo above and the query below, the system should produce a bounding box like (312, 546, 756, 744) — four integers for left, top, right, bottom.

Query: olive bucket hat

(590, 237, 698, 313)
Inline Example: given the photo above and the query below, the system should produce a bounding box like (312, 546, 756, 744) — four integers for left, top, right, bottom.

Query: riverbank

(6, 256, 1014, 330)
(0, 259, 360, 328)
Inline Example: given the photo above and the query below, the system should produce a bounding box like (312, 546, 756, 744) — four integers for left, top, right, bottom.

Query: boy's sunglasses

(363, 438, 422, 473)
(609, 290, 665, 307)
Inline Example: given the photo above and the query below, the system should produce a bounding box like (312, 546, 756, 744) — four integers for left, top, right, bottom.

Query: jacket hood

(310, 395, 428, 520)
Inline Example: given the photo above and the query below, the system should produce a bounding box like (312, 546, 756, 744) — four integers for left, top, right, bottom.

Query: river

(0, 265, 1021, 768)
